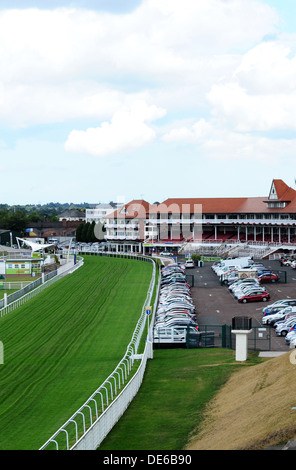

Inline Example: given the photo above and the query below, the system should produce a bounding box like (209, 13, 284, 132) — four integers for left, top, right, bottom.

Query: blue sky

(1, 0, 296, 205)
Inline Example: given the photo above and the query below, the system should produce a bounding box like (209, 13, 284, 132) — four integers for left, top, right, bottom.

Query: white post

(3, 293, 7, 308)
(232, 329, 252, 361)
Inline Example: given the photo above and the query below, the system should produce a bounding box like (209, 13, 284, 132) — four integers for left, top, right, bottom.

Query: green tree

(75, 223, 84, 242)
(81, 222, 90, 242)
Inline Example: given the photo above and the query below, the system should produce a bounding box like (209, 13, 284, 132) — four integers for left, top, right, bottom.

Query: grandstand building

(104, 179, 296, 256)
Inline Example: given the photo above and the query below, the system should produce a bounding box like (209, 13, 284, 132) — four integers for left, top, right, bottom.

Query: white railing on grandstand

(39, 252, 160, 451)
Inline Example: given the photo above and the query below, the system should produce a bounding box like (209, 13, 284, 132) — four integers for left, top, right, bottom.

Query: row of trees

(0, 208, 32, 233)
(0, 205, 106, 243)
(0, 204, 86, 233)
(75, 222, 105, 243)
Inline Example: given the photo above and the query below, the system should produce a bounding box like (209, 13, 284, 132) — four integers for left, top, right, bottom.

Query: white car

(285, 329, 296, 344)
(229, 278, 258, 292)
(185, 260, 195, 268)
(275, 318, 296, 336)
(234, 285, 265, 299)
(261, 307, 296, 325)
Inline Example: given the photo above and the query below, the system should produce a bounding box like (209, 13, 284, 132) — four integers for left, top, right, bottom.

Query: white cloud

(206, 38, 296, 132)
(64, 100, 166, 157)
(162, 119, 213, 143)
(0, 81, 131, 128)
(0, 1, 279, 127)
(162, 117, 296, 163)
(208, 83, 296, 132)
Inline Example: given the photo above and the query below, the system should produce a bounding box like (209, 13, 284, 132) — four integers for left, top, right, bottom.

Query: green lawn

(0, 255, 153, 450)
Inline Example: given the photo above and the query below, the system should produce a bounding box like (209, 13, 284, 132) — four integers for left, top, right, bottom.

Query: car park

(154, 263, 198, 344)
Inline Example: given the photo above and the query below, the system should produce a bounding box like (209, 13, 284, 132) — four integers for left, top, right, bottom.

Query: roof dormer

(264, 179, 292, 209)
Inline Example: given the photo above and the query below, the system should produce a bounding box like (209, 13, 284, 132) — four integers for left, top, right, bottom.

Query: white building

(85, 203, 122, 224)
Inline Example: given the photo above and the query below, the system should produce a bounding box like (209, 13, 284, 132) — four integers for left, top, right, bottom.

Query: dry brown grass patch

(185, 351, 296, 450)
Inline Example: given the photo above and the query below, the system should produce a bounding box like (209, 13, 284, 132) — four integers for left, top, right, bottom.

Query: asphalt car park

(181, 258, 296, 352)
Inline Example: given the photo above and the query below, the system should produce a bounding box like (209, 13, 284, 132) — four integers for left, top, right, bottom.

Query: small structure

(16, 237, 57, 253)
(231, 316, 252, 362)
(58, 209, 85, 222)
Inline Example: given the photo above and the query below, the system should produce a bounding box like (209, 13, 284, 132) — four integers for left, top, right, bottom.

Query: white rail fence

(39, 252, 160, 451)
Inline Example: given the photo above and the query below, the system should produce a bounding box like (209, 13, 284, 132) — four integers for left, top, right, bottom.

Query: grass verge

(98, 348, 265, 450)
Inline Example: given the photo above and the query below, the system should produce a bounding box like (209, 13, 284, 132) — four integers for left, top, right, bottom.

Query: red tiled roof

(157, 180, 296, 214)
(107, 199, 152, 219)
(272, 179, 296, 202)
(105, 180, 296, 218)
(158, 197, 266, 214)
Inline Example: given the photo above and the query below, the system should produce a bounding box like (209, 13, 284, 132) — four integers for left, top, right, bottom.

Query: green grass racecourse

(0, 255, 153, 450)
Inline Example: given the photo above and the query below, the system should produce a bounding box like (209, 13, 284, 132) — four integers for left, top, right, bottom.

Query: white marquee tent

(16, 237, 58, 253)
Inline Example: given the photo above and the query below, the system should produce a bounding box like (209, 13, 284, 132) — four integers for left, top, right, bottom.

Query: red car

(238, 291, 270, 303)
(258, 273, 279, 283)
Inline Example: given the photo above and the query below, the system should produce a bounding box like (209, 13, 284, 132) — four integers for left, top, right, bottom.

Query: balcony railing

(145, 218, 296, 226)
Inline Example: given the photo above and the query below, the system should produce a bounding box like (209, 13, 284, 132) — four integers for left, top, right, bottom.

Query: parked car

(229, 278, 259, 292)
(185, 259, 195, 268)
(284, 327, 296, 344)
(156, 313, 196, 323)
(153, 325, 199, 344)
(238, 291, 270, 303)
(224, 273, 239, 286)
(258, 272, 279, 283)
(155, 318, 198, 329)
(262, 299, 296, 316)
(234, 285, 267, 299)
(275, 318, 296, 336)
(262, 307, 296, 325)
